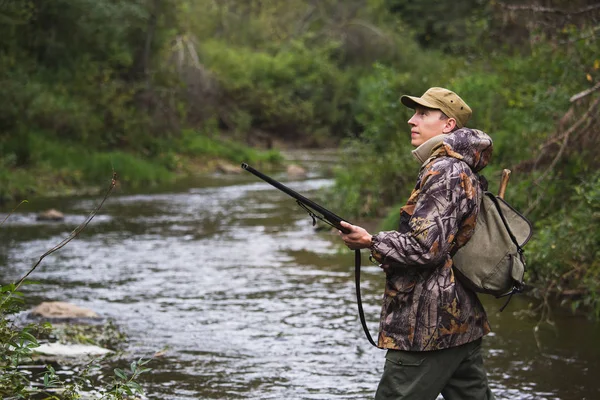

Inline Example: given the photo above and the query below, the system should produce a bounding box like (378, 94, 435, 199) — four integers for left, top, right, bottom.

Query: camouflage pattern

(370, 128, 493, 351)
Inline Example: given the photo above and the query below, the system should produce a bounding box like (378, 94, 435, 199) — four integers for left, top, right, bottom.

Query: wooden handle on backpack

(498, 169, 511, 199)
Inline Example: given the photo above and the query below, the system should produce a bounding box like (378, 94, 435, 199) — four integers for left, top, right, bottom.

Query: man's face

(407, 106, 453, 147)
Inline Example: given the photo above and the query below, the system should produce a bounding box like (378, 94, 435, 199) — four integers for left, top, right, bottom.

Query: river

(1, 151, 599, 400)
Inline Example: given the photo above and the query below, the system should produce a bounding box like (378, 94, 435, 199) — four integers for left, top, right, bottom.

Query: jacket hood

(413, 128, 493, 173)
(442, 128, 493, 172)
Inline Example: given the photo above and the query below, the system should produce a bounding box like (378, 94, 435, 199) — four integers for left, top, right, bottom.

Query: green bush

(29, 135, 172, 187)
(181, 129, 283, 164)
(526, 172, 600, 317)
(330, 63, 416, 218)
(200, 40, 353, 138)
(329, 56, 456, 218)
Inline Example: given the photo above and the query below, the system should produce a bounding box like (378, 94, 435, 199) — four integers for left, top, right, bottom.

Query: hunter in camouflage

(371, 127, 493, 351)
(339, 87, 496, 400)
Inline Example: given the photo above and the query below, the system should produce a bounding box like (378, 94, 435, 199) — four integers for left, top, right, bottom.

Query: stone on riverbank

(35, 342, 113, 357)
(30, 301, 101, 321)
(216, 161, 242, 174)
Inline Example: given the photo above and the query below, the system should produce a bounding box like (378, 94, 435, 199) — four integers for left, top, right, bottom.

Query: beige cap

(401, 87, 472, 128)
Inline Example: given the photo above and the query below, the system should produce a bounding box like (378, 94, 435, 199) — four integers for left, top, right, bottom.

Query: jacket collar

(411, 134, 446, 166)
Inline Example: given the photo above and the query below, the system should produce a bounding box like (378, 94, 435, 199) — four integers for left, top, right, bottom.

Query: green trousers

(374, 338, 495, 400)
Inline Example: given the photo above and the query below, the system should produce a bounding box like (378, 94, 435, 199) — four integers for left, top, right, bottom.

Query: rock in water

(287, 164, 307, 178)
(36, 209, 65, 221)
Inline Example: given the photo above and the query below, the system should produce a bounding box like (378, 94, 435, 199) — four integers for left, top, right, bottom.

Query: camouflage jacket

(370, 128, 493, 351)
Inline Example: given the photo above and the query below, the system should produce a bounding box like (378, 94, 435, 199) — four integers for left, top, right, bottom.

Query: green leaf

(114, 368, 127, 380)
(20, 331, 38, 343)
(127, 381, 143, 392)
(1, 283, 16, 292)
(138, 357, 151, 366)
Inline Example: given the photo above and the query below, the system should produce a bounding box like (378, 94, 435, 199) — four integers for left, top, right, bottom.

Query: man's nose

(408, 114, 417, 126)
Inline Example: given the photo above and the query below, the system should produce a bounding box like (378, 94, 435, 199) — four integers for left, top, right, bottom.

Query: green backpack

(452, 188, 533, 310)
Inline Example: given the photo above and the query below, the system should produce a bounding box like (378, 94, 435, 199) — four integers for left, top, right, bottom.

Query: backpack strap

(450, 159, 487, 250)
(486, 194, 521, 250)
(486, 193, 527, 309)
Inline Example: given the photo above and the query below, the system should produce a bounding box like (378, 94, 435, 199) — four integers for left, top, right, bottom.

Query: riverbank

(0, 133, 285, 205)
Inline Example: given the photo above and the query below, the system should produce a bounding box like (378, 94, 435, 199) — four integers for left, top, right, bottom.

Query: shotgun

(240, 163, 351, 234)
(241, 162, 379, 348)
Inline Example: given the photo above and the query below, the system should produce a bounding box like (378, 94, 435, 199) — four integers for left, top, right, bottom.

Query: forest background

(0, 0, 599, 318)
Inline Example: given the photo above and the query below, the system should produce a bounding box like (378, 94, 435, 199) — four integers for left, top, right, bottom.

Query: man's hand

(339, 221, 373, 250)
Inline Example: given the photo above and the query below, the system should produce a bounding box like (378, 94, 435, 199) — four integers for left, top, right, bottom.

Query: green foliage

(200, 39, 353, 138)
(181, 129, 283, 164)
(0, 284, 153, 398)
(526, 172, 600, 317)
(0, 0, 169, 146)
(384, 0, 490, 53)
(378, 203, 404, 231)
(104, 358, 152, 399)
(0, 283, 63, 399)
(0, 163, 38, 203)
(330, 63, 416, 217)
(24, 134, 172, 188)
(49, 320, 128, 350)
(448, 41, 589, 168)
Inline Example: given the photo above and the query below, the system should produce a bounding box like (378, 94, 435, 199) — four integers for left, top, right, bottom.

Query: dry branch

(0, 200, 28, 227)
(534, 98, 599, 182)
(13, 172, 118, 291)
(497, 2, 600, 16)
(570, 82, 600, 103)
(523, 95, 600, 214)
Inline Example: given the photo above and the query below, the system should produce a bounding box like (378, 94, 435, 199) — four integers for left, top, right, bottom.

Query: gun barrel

(241, 163, 349, 231)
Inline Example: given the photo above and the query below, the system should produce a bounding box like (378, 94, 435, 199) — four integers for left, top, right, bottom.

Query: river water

(1, 151, 599, 400)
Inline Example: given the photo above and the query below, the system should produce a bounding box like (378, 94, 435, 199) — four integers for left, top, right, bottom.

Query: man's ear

(442, 118, 457, 133)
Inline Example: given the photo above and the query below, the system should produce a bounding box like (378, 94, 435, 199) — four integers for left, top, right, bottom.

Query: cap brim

(400, 95, 439, 110)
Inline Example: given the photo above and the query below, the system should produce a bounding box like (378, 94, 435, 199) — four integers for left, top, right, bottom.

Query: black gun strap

(355, 249, 380, 348)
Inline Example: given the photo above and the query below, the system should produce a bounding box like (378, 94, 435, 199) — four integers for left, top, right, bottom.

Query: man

(339, 87, 495, 400)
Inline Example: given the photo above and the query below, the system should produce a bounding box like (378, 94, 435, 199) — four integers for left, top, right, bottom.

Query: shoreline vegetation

(1, 0, 599, 325)
(0, 133, 285, 203)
